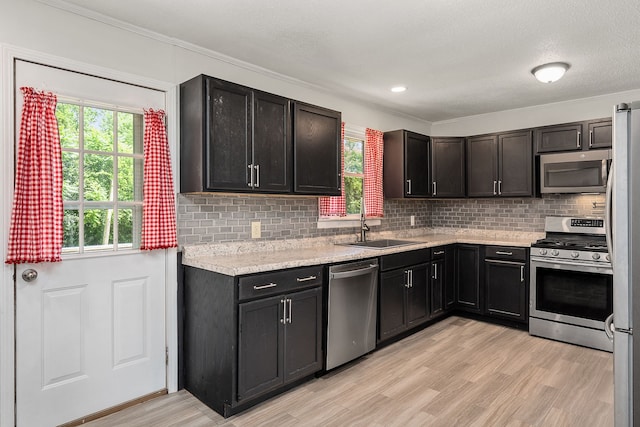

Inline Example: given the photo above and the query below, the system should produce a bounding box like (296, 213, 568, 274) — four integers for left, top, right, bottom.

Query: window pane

(118, 157, 143, 201)
(56, 104, 79, 149)
(62, 209, 80, 252)
(118, 207, 142, 250)
(84, 209, 114, 250)
(344, 176, 363, 215)
(62, 151, 79, 201)
(344, 139, 364, 174)
(84, 154, 114, 201)
(84, 107, 114, 152)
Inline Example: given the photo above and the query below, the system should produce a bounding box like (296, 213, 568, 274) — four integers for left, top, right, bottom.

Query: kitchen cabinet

(183, 264, 323, 417)
(180, 74, 340, 196)
(429, 246, 446, 318)
(484, 246, 528, 323)
(378, 249, 430, 342)
(445, 247, 456, 310)
(383, 130, 431, 198)
(293, 102, 342, 195)
(535, 118, 611, 153)
(467, 130, 533, 197)
(431, 137, 466, 197)
(455, 244, 482, 313)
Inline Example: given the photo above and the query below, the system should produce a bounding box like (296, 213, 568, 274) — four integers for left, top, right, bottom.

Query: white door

(13, 60, 170, 427)
(16, 253, 167, 426)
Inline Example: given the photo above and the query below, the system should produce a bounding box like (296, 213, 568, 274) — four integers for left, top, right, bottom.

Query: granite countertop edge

(182, 229, 543, 276)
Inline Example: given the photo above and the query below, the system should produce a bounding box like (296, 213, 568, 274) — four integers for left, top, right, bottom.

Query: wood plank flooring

(86, 316, 613, 426)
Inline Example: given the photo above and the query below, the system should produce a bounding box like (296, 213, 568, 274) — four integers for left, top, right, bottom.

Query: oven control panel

(570, 218, 604, 228)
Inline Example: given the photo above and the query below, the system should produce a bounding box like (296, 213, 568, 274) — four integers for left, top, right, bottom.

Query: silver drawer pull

(495, 251, 513, 256)
(433, 250, 445, 255)
(296, 275, 317, 282)
(254, 282, 277, 290)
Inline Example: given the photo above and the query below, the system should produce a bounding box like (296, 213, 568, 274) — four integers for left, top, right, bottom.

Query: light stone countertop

(182, 228, 543, 276)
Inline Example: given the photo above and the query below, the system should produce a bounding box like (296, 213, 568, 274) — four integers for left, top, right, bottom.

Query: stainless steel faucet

(360, 212, 370, 242)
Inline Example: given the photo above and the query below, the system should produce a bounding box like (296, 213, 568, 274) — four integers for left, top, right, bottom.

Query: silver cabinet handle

(498, 180, 502, 195)
(287, 298, 292, 324)
(433, 263, 438, 280)
(432, 181, 437, 196)
(495, 251, 513, 256)
(406, 179, 412, 195)
(520, 265, 525, 282)
(589, 130, 593, 147)
(493, 180, 497, 195)
(404, 270, 410, 288)
(253, 282, 277, 290)
(410, 269, 413, 288)
(281, 299, 286, 324)
(577, 131, 581, 148)
(433, 250, 444, 255)
(248, 164, 254, 187)
(296, 275, 317, 282)
(254, 164, 260, 188)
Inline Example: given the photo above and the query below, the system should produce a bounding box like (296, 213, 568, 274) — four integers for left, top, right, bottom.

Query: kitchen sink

(344, 239, 417, 249)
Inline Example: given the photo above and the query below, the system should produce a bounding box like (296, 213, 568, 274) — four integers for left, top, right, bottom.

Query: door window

(56, 103, 144, 254)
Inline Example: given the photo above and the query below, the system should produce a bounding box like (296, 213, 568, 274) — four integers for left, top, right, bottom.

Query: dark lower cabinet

(184, 265, 323, 417)
(430, 247, 448, 318)
(379, 268, 408, 340)
(484, 246, 528, 323)
(445, 248, 456, 310)
(407, 264, 430, 328)
(455, 244, 481, 312)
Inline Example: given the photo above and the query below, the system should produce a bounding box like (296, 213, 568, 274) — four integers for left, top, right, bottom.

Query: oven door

(530, 256, 613, 330)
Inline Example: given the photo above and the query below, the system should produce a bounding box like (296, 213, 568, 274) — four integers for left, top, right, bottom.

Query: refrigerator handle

(605, 163, 614, 265)
(604, 313, 614, 342)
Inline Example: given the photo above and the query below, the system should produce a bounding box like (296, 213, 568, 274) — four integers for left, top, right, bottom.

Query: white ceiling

(51, 0, 640, 122)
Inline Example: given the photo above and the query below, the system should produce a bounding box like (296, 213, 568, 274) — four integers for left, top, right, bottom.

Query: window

(56, 102, 144, 253)
(344, 136, 364, 215)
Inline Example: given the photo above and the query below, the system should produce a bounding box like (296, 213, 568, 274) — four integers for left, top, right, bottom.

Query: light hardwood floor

(86, 316, 613, 426)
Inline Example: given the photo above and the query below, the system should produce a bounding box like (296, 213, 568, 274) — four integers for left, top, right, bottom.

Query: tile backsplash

(177, 193, 605, 247)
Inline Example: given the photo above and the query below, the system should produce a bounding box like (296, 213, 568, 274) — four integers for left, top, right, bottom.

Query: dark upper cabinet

(431, 137, 466, 197)
(455, 244, 481, 313)
(293, 102, 341, 196)
(587, 118, 612, 149)
(180, 75, 340, 195)
(384, 130, 431, 198)
(467, 131, 533, 197)
(535, 118, 611, 153)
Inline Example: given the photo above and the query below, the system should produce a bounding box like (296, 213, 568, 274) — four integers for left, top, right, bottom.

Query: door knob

(22, 269, 38, 282)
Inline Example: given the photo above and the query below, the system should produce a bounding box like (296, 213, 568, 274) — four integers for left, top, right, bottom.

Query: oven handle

(604, 313, 614, 342)
(530, 257, 613, 273)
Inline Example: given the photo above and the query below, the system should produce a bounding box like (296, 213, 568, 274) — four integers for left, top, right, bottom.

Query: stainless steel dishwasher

(326, 259, 379, 370)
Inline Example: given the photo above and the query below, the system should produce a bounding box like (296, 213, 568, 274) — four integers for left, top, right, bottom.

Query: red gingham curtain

(6, 88, 63, 264)
(318, 122, 346, 216)
(364, 128, 384, 217)
(141, 109, 177, 250)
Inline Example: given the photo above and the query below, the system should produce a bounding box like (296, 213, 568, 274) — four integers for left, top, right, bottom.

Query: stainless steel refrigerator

(607, 102, 640, 426)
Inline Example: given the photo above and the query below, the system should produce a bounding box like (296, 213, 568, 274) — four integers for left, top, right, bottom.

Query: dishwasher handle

(330, 264, 378, 280)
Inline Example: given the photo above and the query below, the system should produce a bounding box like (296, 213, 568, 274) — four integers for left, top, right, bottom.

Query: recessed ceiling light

(531, 62, 570, 83)
(391, 86, 407, 93)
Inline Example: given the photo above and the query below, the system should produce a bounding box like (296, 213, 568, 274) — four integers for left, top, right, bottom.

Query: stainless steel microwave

(539, 149, 611, 193)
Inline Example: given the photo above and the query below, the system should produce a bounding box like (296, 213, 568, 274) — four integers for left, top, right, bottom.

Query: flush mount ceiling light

(391, 86, 407, 93)
(531, 62, 570, 83)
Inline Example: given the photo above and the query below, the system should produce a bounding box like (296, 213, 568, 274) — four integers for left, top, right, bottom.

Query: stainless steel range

(529, 216, 613, 352)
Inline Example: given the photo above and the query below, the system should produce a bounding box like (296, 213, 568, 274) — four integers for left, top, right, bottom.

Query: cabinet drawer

(485, 246, 527, 261)
(431, 246, 446, 260)
(380, 248, 430, 271)
(238, 266, 323, 301)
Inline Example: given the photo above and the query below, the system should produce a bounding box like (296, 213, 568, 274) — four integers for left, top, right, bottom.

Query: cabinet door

(535, 123, 583, 153)
(293, 102, 341, 195)
(588, 119, 612, 149)
(237, 295, 284, 401)
(206, 78, 252, 191)
(253, 91, 291, 192)
(498, 131, 533, 197)
(445, 248, 456, 310)
(430, 259, 445, 318)
(456, 245, 481, 312)
(431, 137, 466, 197)
(467, 135, 498, 197)
(407, 264, 429, 328)
(379, 269, 407, 341)
(485, 260, 527, 322)
(404, 132, 431, 197)
(283, 287, 323, 382)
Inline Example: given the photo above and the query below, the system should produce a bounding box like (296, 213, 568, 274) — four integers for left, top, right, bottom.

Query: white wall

(0, 0, 432, 134)
(431, 89, 640, 136)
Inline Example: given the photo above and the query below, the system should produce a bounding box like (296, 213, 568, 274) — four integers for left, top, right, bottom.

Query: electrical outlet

(410, 215, 415, 226)
(251, 221, 261, 239)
